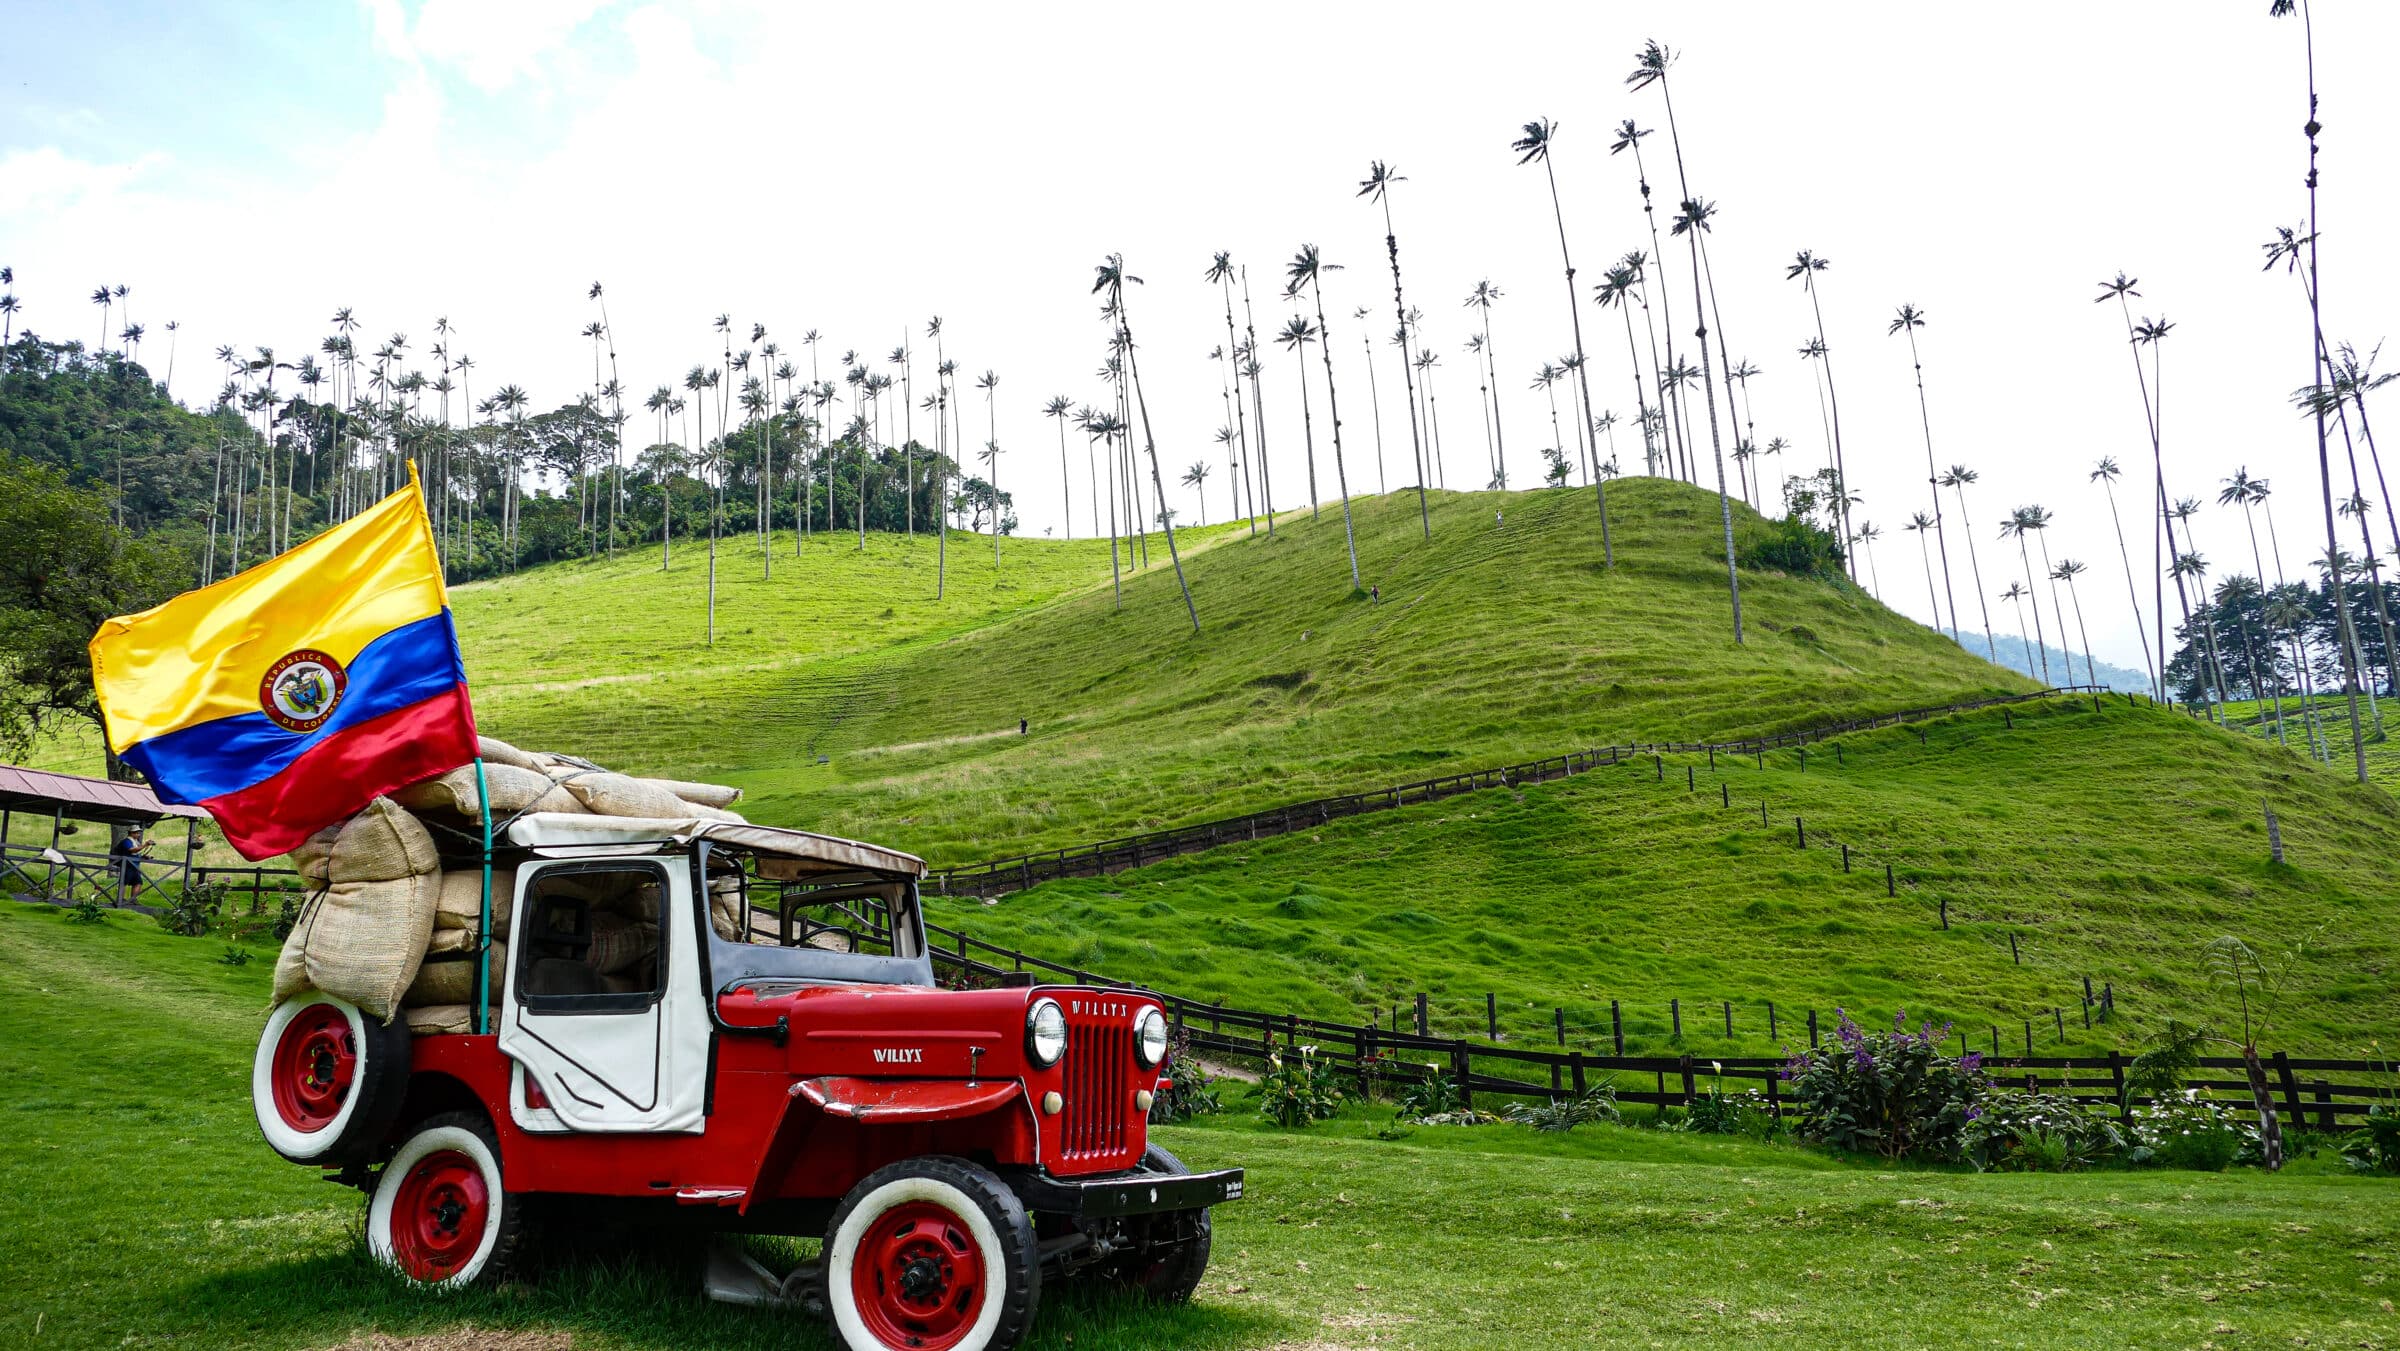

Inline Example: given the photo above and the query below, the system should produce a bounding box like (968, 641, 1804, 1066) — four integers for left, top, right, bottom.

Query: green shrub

(217, 945, 253, 967)
(67, 897, 105, 925)
(2339, 1104, 2400, 1175)
(1784, 1008, 1987, 1162)
(1502, 1084, 1620, 1132)
(2132, 1091, 2252, 1170)
(1964, 1091, 2126, 1171)
(1393, 1063, 1465, 1121)
(163, 880, 227, 938)
(1149, 1029, 1221, 1124)
(1257, 1046, 1343, 1128)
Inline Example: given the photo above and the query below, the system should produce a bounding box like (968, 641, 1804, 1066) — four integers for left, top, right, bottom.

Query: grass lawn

(3, 901, 2396, 1350)
(2213, 692, 2400, 793)
(926, 693, 2400, 1056)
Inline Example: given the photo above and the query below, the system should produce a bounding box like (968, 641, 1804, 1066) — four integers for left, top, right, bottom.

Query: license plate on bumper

(1011, 1166, 1245, 1218)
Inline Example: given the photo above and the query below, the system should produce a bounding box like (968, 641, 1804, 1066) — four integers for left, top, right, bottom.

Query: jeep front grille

(1060, 1018, 1131, 1165)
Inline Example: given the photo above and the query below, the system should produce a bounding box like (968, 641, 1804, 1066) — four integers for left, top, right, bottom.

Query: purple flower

(1893, 1008, 1908, 1033)
(1960, 1051, 1983, 1072)
(1963, 1104, 1983, 1122)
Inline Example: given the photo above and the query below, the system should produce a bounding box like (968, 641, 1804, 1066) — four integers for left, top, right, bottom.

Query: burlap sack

(298, 874, 441, 1020)
(395, 763, 585, 823)
(404, 1003, 476, 1036)
(681, 799, 748, 824)
(271, 893, 319, 1003)
(586, 913, 656, 975)
(285, 825, 340, 886)
(434, 867, 515, 938)
(557, 771, 688, 820)
(476, 736, 542, 772)
(643, 777, 742, 809)
(328, 798, 440, 884)
(709, 877, 747, 942)
(406, 941, 506, 1008)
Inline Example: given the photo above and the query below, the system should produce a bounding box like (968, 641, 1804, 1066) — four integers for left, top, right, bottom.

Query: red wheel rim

(269, 1003, 356, 1133)
(850, 1199, 985, 1350)
(388, 1148, 490, 1282)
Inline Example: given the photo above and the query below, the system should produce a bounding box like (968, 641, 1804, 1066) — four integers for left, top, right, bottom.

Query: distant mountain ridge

(1943, 629, 2149, 693)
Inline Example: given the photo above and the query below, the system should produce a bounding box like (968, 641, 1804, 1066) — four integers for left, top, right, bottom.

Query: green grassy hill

(922, 694, 2400, 1055)
(471, 482, 2028, 861)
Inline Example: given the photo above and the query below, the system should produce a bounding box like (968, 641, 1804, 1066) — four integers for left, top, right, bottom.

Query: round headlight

(1134, 1007, 1169, 1068)
(1026, 999, 1067, 1067)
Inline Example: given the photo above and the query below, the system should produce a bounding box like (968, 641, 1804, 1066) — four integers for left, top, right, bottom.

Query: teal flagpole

(473, 756, 493, 1035)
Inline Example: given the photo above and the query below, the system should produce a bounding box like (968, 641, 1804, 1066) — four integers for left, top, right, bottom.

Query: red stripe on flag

(202, 684, 480, 859)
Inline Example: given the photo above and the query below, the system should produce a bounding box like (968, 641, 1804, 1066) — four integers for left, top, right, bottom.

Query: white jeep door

(497, 856, 711, 1133)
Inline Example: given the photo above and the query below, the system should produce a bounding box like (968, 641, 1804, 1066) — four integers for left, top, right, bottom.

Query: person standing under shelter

(112, 825, 152, 892)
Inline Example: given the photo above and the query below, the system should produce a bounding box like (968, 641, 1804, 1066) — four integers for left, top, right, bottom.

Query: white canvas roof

(503, 813, 927, 879)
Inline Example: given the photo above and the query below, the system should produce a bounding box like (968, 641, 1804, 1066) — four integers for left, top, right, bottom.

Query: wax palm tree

(1512, 118, 1612, 562)
(1610, 120, 1685, 482)
(1286, 244, 1361, 581)
(1181, 461, 1212, 524)
(1357, 162, 1430, 537)
(1465, 334, 1498, 487)
(1204, 254, 1260, 536)
(1905, 512, 1942, 625)
(90, 285, 111, 356)
(1787, 251, 1853, 561)
(2268, 0, 2368, 781)
(1465, 279, 1507, 490)
(2089, 456, 2158, 695)
(1348, 306, 1388, 495)
(1890, 304, 1960, 639)
(1276, 314, 1323, 522)
(1592, 264, 1659, 477)
(2335, 342, 2398, 564)
(2222, 468, 2292, 741)
(1938, 466, 1999, 661)
(1039, 394, 1075, 538)
(1666, 195, 1745, 642)
(2172, 550, 2233, 715)
(0, 292, 19, 349)
(1729, 441, 1754, 507)
(974, 370, 1002, 569)
(1996, 515, 2054, 686)
(1999, 582, 2035, 677)
(1093, 254, 1199, 631)
(1854, 521, 1884, 598)
(1416, 347, 1447, 488)
(2051, 560, 2098, 688)
(1532, 363, 1566, 477)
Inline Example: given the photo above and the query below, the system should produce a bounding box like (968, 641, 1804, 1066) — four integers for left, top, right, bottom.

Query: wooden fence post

(1611, 1000, 1624, 1054)
(1570, 1049, 1586, 1095)
(1415, 993, 1428, 1038)
(2009, 932, 2020, 964)
(2108, 1050, 2130, 1123)
(1723, 1001, 1732, 1038)
(1841, 844, 1850, 873)
(1678, 1054, 1697, 1105)
(1766, 1072, 1782, 1121)
(1720, 782, 1729, 808)
(2313, 1079, 2333, 1131)
(1355, 1027, 1371, 1097)
(1767, 1002, 1778, 1041)
(1454, 1043, 1474, 1109)
(1670, 998, 1681, 1040)
(2273, 1051, 2302, 1127)
(1486, 993, 1498, 1041)
(1554, 1007, 1566, 1046)
(1808, 1009, 1819, 1048)
(1687, 765, 1694, 792)
(1795, 817, 1806, 849)
(2023, 1021, 2032, 1056)
(1886, 864, 1896, 897)
(1939, 897, 1948, 930)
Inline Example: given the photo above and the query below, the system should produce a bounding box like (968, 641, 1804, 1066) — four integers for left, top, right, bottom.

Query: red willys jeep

(250, 813, 1242, 1351)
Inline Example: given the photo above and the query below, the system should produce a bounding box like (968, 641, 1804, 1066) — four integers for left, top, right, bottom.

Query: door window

(515, 863, 668, 1011)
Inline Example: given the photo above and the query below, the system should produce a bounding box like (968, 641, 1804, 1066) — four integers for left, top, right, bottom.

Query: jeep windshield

(697, 841, 934, 992)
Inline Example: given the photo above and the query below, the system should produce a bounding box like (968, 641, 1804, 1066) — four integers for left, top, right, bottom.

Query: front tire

(251, 993, 410, 1165)
(1100, 1144, 1213, 1304)
(824, 1155, 1038, 1351)
(367, 1111, 524, 1289)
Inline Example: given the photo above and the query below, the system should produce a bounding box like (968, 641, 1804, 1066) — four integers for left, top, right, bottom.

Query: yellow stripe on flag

(90, 466, 449, 752)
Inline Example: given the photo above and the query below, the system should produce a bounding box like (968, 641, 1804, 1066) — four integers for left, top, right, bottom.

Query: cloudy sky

(7, 1, 2398, 675)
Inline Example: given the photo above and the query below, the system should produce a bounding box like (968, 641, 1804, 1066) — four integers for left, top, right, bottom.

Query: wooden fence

(927, 684, 2123, 898)
(916, 928, 2392, 1125)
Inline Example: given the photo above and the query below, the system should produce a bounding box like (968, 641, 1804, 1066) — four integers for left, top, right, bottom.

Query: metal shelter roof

(504, 813, 928, 878)
(0, 764, 209, 826)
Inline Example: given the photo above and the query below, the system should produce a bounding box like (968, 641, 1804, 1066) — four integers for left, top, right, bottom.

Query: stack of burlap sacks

(270, 735, 746, 1035)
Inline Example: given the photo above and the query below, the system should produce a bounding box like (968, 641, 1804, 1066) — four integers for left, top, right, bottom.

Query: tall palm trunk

(1241, 270, 1276, 534)
(1114, 291, 1198, 632)
(1213, 271, 1259, 535)
(2064, 576, 2098, 687)
(1800, 274, 1854, 566)
(1360, 326, 1388, 494)
(1372, 198, 1431, 538)
(1622, 141, 1687, 482)
(1947, 481, 1998, 662)
(2238, 506, 2290, 744)
(1305, 287, 1364, 591)
(1535, 153, 1612, 562)
(1902, 325, 1961, 639)
(1666, 225, 1739, 639)
(2282, 0, 2369, 780)
(2098, 473, 2158, 694)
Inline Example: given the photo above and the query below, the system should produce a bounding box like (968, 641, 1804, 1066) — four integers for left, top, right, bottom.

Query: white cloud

(0, 146, 164, 218)
(370, 0, 611, 91)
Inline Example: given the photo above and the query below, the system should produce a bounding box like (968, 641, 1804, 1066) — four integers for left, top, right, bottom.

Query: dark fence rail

(915, 919, 2392, 1124)
(928, 685, 2123, 898)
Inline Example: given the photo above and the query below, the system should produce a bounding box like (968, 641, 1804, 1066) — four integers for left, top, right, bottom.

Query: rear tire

(824, 1155, 1038, 1351)
(252, 993, 410, 1165)
(367, 1111, 524, 1289)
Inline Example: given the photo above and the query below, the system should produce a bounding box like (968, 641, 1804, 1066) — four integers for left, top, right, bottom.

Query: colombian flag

(89, 465, 477, 860)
